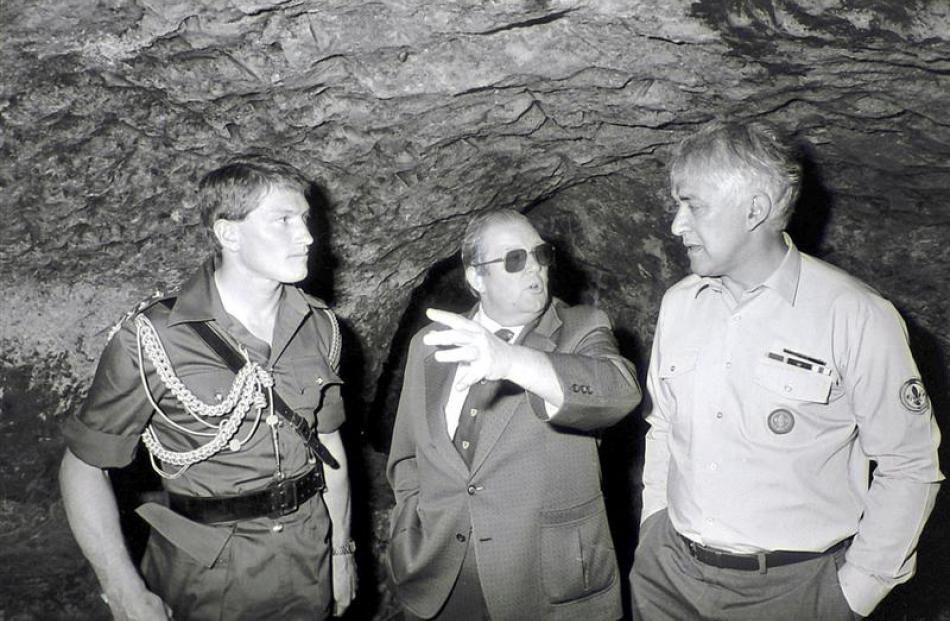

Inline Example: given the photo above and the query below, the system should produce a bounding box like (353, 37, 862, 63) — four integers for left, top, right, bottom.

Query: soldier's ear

(465, 265, 485, 295)
(213, 219, 240, 251)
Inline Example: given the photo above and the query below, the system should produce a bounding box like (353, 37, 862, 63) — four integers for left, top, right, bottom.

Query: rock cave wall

(1, 1, 948, 619)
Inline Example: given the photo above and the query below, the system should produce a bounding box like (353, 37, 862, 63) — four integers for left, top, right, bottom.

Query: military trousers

(140, 494, 332, 621)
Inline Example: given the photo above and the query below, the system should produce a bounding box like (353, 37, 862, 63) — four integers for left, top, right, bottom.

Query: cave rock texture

(1, 1, 948, 619)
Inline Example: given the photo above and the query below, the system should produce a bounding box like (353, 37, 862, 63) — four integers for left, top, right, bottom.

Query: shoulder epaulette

(106, 289, 178, 341)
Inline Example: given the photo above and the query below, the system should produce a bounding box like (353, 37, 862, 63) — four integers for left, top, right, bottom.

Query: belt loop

(757, 552, 767, 575)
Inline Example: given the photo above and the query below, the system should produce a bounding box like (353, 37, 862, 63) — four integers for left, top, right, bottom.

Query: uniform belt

(679, 533, 850, 572)
(167, 469, 323, 524)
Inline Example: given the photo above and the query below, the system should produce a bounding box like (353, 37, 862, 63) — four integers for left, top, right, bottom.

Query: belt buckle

(269, 478, 299, 518)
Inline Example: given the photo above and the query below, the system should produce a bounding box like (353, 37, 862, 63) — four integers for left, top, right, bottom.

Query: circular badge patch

(767, 409, 795, 435)
(899, 379, 929, 414)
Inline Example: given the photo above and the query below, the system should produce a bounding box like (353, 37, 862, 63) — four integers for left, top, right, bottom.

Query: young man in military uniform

(59, 157, 356, 620)
(630, 121, 943, 620)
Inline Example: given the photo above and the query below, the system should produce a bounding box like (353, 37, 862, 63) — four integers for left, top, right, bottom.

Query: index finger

(425, 308, 480, 332)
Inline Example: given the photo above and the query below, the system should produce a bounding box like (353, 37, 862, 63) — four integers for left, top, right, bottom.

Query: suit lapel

(469, 305, 561, 475)
(424, 350, 470, 479)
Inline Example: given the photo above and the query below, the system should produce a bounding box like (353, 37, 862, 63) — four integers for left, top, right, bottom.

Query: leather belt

(679, 534, 850, 572)
(167, 469, 323, 524)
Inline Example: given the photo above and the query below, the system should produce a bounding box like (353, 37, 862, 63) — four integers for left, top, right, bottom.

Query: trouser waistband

(679, 533, 851, 573)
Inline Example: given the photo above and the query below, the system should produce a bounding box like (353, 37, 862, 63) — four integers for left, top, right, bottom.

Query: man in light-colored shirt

(630, 120, 942, 620)
(387, 208, 641, 620)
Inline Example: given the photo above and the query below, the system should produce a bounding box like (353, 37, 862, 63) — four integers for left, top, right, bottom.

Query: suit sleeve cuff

(837, 562, 891, 617)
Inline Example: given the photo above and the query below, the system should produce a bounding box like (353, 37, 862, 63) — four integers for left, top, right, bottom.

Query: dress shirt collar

(474, 306, 524, 342)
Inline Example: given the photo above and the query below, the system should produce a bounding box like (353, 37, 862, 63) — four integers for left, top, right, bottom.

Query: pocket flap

(289, 356, 343, 394)
(658, 350, 699, 379)
(136, 502, 234, 568)
(754, 362, 833, 404)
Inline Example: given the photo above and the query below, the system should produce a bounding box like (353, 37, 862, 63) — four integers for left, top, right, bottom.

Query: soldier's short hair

(198, 155, 311, 241)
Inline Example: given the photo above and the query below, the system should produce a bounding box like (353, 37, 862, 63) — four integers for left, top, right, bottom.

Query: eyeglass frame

(470, 242, 555, 273)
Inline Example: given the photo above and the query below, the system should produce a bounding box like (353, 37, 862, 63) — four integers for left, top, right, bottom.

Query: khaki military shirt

(641, 237, 942, 616)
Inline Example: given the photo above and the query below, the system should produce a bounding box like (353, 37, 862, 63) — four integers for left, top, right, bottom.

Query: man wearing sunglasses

(387, 208, 641, 621)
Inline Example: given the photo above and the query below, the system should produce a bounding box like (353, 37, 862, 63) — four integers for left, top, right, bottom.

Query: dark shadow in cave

(301, 182, 338, 304)
(787, 141, 834, 257)
(544, 234, 587, 307)
(600, 327, 649, 621)
(367, 255, 473, 454)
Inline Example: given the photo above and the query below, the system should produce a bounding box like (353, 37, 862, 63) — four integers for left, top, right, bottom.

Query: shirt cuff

(62, 415, 139, 469)
(837, 562, 891, 617)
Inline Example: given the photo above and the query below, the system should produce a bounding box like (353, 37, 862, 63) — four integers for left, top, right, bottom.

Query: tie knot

(495, 328, 514, 343)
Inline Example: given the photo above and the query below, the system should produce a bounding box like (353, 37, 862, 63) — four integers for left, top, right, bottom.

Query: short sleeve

(62, 322, 154, 468)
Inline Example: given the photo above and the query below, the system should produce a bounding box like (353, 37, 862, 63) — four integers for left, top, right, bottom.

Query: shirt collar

(474, 306, 525, 342)
(761, 233, 801, 305)
(694, 233, 801, 306)
(167, 257, 225, 327)
(167, 256, 317, 327)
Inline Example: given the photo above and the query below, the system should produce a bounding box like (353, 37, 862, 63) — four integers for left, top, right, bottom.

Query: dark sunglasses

(472, 243, 555, 273)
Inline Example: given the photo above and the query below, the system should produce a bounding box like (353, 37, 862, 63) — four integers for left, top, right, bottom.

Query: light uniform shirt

(640, 235, 942, 617)
(443, 306, 558, 438)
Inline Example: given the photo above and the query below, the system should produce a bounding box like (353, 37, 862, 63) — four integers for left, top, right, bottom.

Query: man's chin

(688, 258, 709, 277)
(282, 269, 309, 284)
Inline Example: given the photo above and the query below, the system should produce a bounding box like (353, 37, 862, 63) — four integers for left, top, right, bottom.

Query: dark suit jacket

(387, 298, 641, 621)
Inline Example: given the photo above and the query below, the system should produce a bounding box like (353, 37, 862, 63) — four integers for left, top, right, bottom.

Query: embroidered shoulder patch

(899, 379, 930, 414)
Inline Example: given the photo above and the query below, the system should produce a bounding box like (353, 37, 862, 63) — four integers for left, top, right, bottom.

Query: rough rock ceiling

(4, 0, 948, 405)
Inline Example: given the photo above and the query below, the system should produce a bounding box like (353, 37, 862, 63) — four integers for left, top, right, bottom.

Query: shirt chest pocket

(278, 356, 343, 412)
(658, 349, 699, 381)
(753, 361, 833, 405)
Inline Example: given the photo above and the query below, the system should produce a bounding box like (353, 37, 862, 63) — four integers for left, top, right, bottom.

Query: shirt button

(670, 365, 676, 372)
(725, 361, 732, 369)
(706, 517, 714, 524)
(469, 408, 478, 417)
(467, 485, 477, 495)
(709, 463, 718, 472)
(461, 441, 470, 450)
(214, 392, 223, 401)
(784, 384, 793, 393)
(716, 411, 724, 419)
(732, 315, 741, 322)
(456, 533, 467, 542)
(272, 523, 284, 533)
(316, 377, 324, 385)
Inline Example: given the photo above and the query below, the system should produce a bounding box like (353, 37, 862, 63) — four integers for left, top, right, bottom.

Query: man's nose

(297, 222, 314, 247)
(671, 204, 690, 237)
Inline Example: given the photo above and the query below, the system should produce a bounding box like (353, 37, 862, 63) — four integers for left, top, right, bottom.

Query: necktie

(452, 328, 514, 467)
